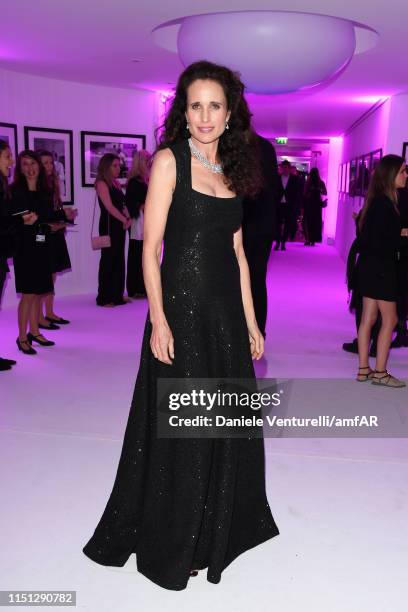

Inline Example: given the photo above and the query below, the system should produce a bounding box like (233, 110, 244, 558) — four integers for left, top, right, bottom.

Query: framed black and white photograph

(0, 122, 18, 181)
(81, 131, 146, 187)
(24, 126, 74, 204)
(348, 158, 357, 197)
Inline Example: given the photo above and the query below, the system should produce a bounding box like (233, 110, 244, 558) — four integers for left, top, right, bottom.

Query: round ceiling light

(152, 11, 378, 94)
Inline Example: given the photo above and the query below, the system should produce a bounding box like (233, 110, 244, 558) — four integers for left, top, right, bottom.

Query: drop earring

(186, 122, 190, 131)
(225, 121, 229, 130)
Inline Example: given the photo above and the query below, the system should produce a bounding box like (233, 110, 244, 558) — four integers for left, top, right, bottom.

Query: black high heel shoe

(39, 322, 60, 330)
(27, 332, 55, 347)
(16, 338, 37, 355)
(46, 316, 70, 325)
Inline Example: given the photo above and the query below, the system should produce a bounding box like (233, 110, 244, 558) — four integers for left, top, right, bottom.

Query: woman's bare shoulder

(150, 149, 176, 189)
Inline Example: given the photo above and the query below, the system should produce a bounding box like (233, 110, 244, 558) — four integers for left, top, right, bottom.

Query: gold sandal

(356, 366, 374, 382)
(371, 370, 406, 388)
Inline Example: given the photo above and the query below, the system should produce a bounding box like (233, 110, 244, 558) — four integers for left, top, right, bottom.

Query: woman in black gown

(83, 60, 280, 589)
(303, 167, 327, 246)
(95, 154, 131, 306)
(356, 154, 408, 387)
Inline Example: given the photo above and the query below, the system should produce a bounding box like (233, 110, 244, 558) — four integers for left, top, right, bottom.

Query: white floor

(1, 243, 407, 611)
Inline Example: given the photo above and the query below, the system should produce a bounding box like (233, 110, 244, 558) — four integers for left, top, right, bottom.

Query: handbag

(91, 191, 111, 250)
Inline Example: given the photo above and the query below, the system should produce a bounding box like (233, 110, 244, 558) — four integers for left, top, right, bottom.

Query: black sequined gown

(83, 139, 280, 590)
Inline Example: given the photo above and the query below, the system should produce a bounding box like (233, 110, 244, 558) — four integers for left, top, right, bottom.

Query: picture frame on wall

(402, 142, 408, 160)
(0, 122, 18, 181)
(24, 126, 74, 205)
(342, 163, 348, 193)
(345, 162, 350, 195)
(81, 131, 146, 187)
(361, 154, 371, 197)
(348, 158, 357, 197)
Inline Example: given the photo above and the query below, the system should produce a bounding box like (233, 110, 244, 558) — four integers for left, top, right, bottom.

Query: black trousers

(276, 203, 293, 245)
(0, 264, 7, 304)
(96, 229, 125, 306)
(126, 239, 146, 296)
(243, 234, 273, 337)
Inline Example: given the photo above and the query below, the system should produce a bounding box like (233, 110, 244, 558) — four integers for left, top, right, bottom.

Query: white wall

(385, 92, 408, 153)
(0, 68, 159, 308)
(335, 98, 392, 261)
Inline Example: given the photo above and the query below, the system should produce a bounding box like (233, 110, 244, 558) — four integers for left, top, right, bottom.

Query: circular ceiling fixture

(152, 11, 379, 94)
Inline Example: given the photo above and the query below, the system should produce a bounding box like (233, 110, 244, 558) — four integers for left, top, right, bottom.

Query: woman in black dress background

(125, 150, 151, 298)
(356, 154, 408, 387)
(0, 140, 38, 369)
(95, 154, 131, 306)
(303, 167, 327, 246)
(83, 60, 279, 589)
(39, 150, 72, 327)
(10, 150, 76, 355)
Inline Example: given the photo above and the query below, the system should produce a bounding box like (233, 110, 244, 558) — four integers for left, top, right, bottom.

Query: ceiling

(1, 0, 407, 138)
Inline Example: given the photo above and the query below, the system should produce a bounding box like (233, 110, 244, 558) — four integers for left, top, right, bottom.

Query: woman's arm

(321, 181, 327, 196)
(233, 228, 264, 359)
(96, 181, 128, 225)
(143, 149, 175, 364)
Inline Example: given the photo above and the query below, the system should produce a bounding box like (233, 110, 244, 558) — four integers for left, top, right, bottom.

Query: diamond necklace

(188, 138, 223, 174)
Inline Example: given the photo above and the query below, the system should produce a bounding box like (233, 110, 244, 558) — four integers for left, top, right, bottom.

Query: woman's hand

(22, 212, 38, 225)
(123, 217, 132, 230)
(247, 322, 264, 360)
(48, 222, 65, 232)
(150, 319, 174, 364)
(64, 207, 78, 221)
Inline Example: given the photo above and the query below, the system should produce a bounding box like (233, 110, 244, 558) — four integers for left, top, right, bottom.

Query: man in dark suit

(242, 135, 279, 338)
(275, 160, 301, 250)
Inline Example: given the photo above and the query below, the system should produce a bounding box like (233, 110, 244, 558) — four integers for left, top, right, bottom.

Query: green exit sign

(275, 137, 288, 144)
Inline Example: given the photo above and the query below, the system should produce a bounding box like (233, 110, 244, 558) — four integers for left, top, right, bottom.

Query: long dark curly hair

(157, 60, 262, 197)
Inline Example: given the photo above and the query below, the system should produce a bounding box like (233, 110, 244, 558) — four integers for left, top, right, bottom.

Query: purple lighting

(352, 95, 390, 105)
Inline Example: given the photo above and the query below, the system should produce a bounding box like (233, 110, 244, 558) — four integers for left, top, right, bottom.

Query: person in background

(242, 134, 279, 338)
(356, 154, 408, 387)
(10, 150, 76, 355)
(39, 150, 73, 328)
(125, 150, 152, 298)
(289, 165, 303, 240)
(0, 140, 38, 369)
(95, 153, 131, 307)
(391, 185, 408, 347)
(303, 167, 327, 246)
(343, 209, 380, 358)
(275, 159, 300, 251)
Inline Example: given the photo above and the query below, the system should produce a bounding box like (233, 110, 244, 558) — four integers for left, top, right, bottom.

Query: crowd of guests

(2, 133, 407, 388)
(94, 149, 151, 307)
(0, 140, 152, 371)
(274, 160, 327, 250)
(0, 141, 77, 370)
